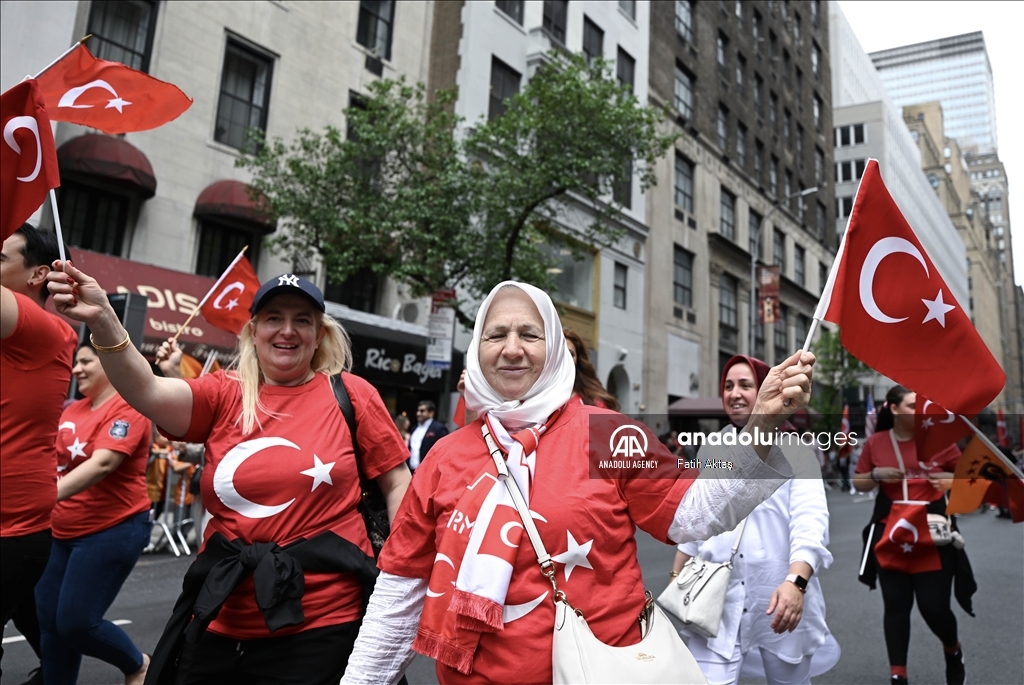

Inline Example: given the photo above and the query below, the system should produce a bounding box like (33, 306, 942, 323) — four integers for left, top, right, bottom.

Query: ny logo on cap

(278, 274, 300, 287)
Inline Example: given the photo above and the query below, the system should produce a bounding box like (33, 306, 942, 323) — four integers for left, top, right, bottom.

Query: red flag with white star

(820, 160, 1004, 415)
(35, 44, 191, 134)
(874, 501, 942, 573)
(199, 250, 260, 335)
(914, 397, 973, 461)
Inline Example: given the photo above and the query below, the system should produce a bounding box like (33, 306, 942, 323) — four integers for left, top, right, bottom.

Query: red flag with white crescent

(199, 251, 261, 334)
(914, 397, 972, 461)
(874, 501, 942, 573)
(35, 44, 191, 134)
(820, 160, 1004, 415)
(1, 80, 60, 241)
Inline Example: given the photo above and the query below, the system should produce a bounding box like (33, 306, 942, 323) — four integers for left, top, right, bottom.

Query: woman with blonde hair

(46, 265, 411, 685)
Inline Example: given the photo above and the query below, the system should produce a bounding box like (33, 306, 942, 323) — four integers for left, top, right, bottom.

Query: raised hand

(156, 338, 184, 379)
(44, 260, 115, 329)
(752, 349, 816, 419)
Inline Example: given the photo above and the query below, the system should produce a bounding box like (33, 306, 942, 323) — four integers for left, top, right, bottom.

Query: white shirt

(407, 420, 429, 469)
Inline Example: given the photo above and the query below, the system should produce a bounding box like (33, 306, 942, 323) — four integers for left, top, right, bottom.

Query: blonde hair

(232, 311, 352, 434)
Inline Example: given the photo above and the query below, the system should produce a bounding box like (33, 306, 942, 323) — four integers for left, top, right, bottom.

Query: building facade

(643, 0, 836, 430)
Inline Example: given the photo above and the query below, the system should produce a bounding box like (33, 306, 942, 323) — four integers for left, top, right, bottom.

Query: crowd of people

(0, 222, 1014, 685)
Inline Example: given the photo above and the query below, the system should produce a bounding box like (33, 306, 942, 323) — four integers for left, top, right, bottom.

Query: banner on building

(758, 265, 781, 324)
(427, 288, 457, 370)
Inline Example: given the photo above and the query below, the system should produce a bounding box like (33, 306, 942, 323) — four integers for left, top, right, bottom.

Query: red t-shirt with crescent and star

(379, 400, 694, 685)
(1, 293, 77, 537)
(176, 371, 407, 639)
(855, 430, 960, 503)
(52, 394, 151, 539)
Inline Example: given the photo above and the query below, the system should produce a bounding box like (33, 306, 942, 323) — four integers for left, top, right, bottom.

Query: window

(769, 92, 778, 129)
(783, 109, 792, 142)
(674, 65, 695, 119)
(834, 124, 866, 147)
(773, 229, 785, 270)
(769, 156, 778, 196)
(785, 170, 793, 208)
(720, 187, 736, 240)
(582, 17, 604, 65)
(613, 160, 632, 208)
(617, 48, 635, 91)
(754, 140, 764, 180)
(735, 1, 744, 24)
(357, 0, 395, 60)
(816, 201, 826, 240)
(795, 67, 803, 98)
(736, 54, 746, 94)
(543, 0, 568, 43)
(794, 245, 806, 286)
(489, 57, 520, 121)
(812, 43, 822, 78)
(774, 305, 788, 360)
(717, 105, 729, 152)
(810, 0, 819, 26)
(769, 30, 778, 59)
(737, 123, 747, 167)
(835, 159, 867, 183)
(86, 0, 158, 72)
(495, 0, 524, 24)
(613, 262, 628, 309)
(753, 10, 762, 48)
(795, 314, 810, 348)
(813, 95, 823, 133)
(618, 0, 636, 19)
(675, 0, 695, 43)
(674, 154, 694, 213)
(58, 183, 129, 256)
(717, 32, 729, 69)
(754, 320, 765, 360)
(815, 147, 825, 184)
(719, 274, 738, 331)
(673, 246, 694, 308)
(215, 41, 273, 151)
(819, 261, 828, 294)
(749, 209, 763, 256)
(196, 221, 260, 279)
(836, 195, 854, 218)
(325, 267, 380, 313)
(793, 13, 801, 44)
(783, 50, 792, 84)
(754, 74, 763, 110)
(796, 124, 804, 157)
(546, 246, 594, 310)
(797, 184, 807, 222)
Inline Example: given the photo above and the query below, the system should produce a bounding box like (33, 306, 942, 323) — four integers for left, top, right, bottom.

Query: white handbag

(656, 518, 747, 639)
(482, 425, 708, 685)
(890, 432, 956, 547)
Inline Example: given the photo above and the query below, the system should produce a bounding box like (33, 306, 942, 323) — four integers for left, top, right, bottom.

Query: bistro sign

(363, 346, 444, 386)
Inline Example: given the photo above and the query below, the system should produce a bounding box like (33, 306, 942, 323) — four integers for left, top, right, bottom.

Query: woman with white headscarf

(342, 282, 816, 684)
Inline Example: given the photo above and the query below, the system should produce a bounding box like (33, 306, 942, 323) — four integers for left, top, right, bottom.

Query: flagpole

(959, 414, 1024, 481)
(170, 246, 248, 344)
(31, 36, 91, 80)
(47, 190, 66, 267)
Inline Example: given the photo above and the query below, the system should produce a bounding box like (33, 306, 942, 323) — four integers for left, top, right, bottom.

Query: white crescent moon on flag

(859, 237, 929, 324)
(213, 437, 298, 519)
(503, 591, 549, 623)
(922, 400, 956, 424)
(499, 521, 524, 548)
(426, 553, 456, 598)
(212, 281, 245, 309)
(58, 79, 119, 109)
(889, 518, 919, 545)
(3, 116, 42, 182)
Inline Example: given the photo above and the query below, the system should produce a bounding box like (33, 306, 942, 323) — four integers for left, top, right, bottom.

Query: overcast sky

(837, 0, 1024, 287)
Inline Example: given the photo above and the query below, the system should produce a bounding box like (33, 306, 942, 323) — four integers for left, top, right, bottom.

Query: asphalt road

(3, 491, 1021, 684)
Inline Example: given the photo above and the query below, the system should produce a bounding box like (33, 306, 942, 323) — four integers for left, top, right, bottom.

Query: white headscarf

(464, 281, 576, 428)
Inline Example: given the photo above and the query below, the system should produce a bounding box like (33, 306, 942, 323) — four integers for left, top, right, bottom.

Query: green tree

(239, 52, 675, 324)
(810, 328, 870, 433)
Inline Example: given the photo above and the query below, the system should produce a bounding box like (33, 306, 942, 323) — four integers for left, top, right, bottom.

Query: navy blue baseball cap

(250, 274, 325, 315)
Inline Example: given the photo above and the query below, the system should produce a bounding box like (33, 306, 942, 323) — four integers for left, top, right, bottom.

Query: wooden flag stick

(959, 414, 1024, 481)
(170, 246, 248, 344)
(32, 35, 91, 80)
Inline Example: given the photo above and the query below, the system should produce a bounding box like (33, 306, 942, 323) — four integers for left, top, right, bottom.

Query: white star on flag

(225, 299, 239, 310)
(278, 274, 300, 287)
(552, 530, 594, 581)
(921, 418, 934, 429)
(105, 96, 131, 113)
(921, 290, 956, 327)
(900, 543, 914, 553)
(299, 454, 336, 491)
(67, 437, 88, 460)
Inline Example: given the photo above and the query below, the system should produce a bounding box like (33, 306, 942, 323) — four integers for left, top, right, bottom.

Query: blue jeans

(35, 511, 149, 684)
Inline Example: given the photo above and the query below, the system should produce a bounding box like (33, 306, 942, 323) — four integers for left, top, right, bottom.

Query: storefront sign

(352, 337, 448, 390)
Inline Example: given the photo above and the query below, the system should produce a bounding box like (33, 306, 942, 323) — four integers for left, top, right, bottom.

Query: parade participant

(670, 355, 839, 685)
(341, 281, 816, 684)
(563, 328, 619, 410)
(0, 225, 77, 676)
(46, 264, 411, 685)
(408, 401, 448, 471)
(36, 340, 152, 684)
(853, 386, 969, 685)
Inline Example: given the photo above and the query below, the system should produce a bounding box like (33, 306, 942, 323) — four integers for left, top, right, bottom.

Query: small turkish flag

(1, 80, 60, 241)
(874, 501, 942, 573)
(35, 44, 191, 134)
(838, 405, 853, 459)
(199, 251, 261, 335)
(996, 409, 1009, 447)
(914, 397, 972, 461)
(821, 160, 1004, 415)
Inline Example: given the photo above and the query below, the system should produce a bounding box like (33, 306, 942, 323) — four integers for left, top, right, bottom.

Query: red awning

(57, 134, 156, 198)
(194, 179, 273, 227)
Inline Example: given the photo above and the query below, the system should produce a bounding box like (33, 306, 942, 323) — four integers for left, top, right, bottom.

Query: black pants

(182, 622, 360, 685)
(1, 530, 52, 674)
(877, 546, 959, 667)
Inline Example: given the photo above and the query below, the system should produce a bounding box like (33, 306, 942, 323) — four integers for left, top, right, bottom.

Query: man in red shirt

(1, 225, 77, 674)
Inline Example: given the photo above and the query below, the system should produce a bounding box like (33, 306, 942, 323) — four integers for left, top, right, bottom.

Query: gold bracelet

(90, 331, 131, 354)
(669, 570, 680, 578)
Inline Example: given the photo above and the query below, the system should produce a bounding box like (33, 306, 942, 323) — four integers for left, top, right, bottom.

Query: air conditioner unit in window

(398, 302, 420, 324)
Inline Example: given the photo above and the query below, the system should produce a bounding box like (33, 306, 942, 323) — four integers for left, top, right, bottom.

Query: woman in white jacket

(670, 355, 839, 685)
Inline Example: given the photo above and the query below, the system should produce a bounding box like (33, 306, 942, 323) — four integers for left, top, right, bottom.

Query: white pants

(688, 637, 813, 685)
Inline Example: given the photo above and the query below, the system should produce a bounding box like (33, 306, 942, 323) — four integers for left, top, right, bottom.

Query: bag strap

(728, 518, 748, 561)
(888, 430, 910, 502)
(333, 373, 364, 468)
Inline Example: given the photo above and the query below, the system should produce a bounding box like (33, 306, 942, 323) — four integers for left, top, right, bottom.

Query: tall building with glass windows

(869, 32, 997, 154)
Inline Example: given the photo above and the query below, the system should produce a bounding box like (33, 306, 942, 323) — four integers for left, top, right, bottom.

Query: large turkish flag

(200, 251, 261, 335)
(35, 44, 191, 134)
(1, 80, 60, 241)
(821, 160, 1004, 415)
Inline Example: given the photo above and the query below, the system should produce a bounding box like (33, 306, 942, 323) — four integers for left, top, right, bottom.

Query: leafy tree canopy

(239, 52, 676, 323)
(810, 328, 870, 433)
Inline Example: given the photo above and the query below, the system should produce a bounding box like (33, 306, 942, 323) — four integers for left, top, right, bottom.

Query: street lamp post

(749, 186, 819, 354)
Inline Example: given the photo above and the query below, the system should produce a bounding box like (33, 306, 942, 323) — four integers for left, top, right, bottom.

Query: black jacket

(408, 418, 449, 468)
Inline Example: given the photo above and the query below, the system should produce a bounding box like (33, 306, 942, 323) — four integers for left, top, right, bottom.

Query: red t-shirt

(1, 292, 77, 536)
(855, 430, 960, 503)
(379, 401, 693, 685)
(176, 371, 407, 639)
(52, 394, 151, 539)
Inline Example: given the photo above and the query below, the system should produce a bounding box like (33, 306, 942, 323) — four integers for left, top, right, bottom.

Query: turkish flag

(1, 80, 60, 241)
(821, 160, 1004, 415)
(996, 409, 1009, 447)
(35, 44, 191, 134)
(915, 397, 972, 461)
(199, 251, 260, 334)
(947, 437, 1024, 522)
(475, 503, 523, 565)
(838, 405, 853, 459)
(874, 501, 942, 573)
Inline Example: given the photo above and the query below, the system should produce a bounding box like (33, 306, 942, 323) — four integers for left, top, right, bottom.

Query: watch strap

(786, 573, 808, 592)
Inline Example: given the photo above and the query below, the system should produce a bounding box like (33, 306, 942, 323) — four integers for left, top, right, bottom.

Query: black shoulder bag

(332, 373, 391, 557)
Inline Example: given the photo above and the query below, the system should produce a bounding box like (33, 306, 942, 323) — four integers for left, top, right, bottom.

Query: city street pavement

(3, 490, 1021, 684)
